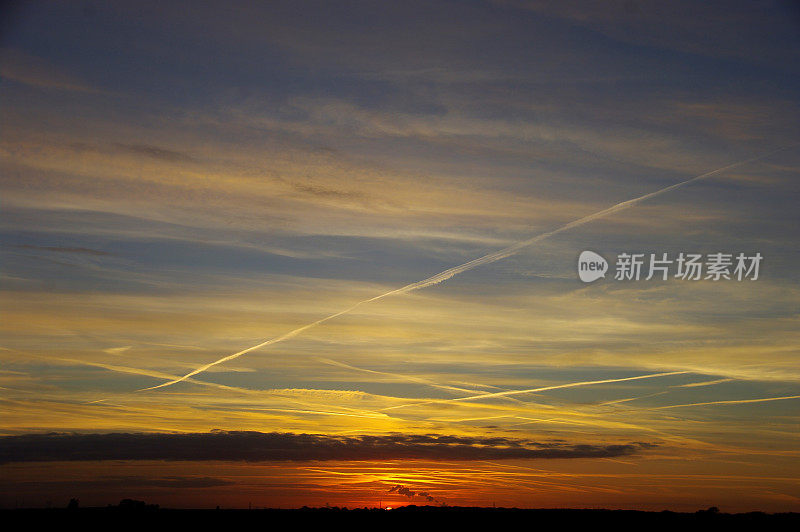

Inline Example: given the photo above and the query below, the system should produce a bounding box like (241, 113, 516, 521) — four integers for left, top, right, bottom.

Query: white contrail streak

(653, 395, 800, 409)
(672, 378, 734, 388)
(448, 371, 690, 401)
(314, 356, 524, 401)
(139, 148, 785, 391)
(380, 370, 690, 411)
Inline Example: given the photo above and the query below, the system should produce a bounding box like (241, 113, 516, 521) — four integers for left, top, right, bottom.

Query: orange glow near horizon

(3, 457, 799, 512)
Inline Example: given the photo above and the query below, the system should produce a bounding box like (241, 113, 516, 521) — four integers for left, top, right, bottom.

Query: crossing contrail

(379, 370, 690, 411)
(139, 148, 786, 391)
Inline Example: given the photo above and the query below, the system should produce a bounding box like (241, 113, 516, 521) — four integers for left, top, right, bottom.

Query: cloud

(143, 149, 781, 391)
(63, 141, 196, 164)
(292, 183, 367, 201)
(0, 431, 654, 464)
(108, 143, 197, 163)
(497, 0, 800, 67)
(102, 346, 132, 355)
(315, 357, 508, 397)
(12, 244, 112, 256)
(0, 48, 96, 92)
(389, 484, 416, 498)
(389, 484, 439, 502)
(5, 475, 234, 490)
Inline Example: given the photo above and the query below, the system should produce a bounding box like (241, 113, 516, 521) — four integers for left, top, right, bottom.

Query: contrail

(597, 391, 670, 406)
(380, 370, 690, 411)
(448, 371, 689, 401)
(672, 378, 734, 388)
(139, 148, 786, 391)
(13, 350, 385, 418)
(653, 395, 800, 409)
(315, 356, 526, 402)
(2, 350, 249, 397)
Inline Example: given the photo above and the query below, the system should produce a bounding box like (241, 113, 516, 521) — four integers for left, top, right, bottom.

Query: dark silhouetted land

(3, 505, 798, 528)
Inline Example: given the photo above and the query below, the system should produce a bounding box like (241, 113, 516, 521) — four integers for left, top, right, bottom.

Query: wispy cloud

(141, 150, 782, 390)
(11, 244, 112, 256)
(0, 48, 98, 92)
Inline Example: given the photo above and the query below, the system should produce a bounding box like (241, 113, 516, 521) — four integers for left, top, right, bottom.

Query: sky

(1, 0, 800, 512)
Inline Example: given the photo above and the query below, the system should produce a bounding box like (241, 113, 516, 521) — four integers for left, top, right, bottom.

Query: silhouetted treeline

(2, 505, 798, 528)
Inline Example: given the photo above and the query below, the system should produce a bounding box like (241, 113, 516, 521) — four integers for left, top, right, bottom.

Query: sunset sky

(1, 0, 800, 512)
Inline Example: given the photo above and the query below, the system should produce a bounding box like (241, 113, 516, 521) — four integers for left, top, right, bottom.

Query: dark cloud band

(0, 431, 653, 463)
